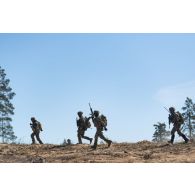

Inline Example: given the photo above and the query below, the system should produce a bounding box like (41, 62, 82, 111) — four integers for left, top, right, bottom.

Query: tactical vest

(32, 121, 42, 131)
(94, 115, 107, 129)
(77, 117, 91, 129)
(169, 112, 184, 125)
(176, 112, 184, 124)
(100, 115, 107, 127)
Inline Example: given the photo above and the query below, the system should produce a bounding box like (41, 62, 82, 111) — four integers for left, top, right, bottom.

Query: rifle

(89, 103, 94, 119)
(164, 107, 170, 114)
(164, 107, 171, 129)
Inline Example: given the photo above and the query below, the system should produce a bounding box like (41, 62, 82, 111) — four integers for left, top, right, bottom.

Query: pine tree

(152, 122, 170, 142)
(0, 66, 17, 143)
(181, 97, 195, 139)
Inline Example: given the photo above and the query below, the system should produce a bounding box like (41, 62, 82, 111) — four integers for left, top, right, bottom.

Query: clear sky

(1, 33, 195, 144)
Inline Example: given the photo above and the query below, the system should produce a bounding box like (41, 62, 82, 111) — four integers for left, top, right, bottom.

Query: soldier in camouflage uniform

(168, 107, 189, 144)
(77, 111, 93, 144)
(30, 117, 43, 144)
(91, 110, 112, 150)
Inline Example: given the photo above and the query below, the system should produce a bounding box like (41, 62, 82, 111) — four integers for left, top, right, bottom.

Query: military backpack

(85, 117, 91, 128)
(100, 115, 108, 127)
(176, 112, 184, 124)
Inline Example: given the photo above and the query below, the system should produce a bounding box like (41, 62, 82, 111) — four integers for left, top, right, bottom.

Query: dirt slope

(0, 141, 195, 163)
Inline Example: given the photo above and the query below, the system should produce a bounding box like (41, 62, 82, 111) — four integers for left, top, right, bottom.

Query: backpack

(100, 115, 107, 127)
(85, 117, 91, 129)
(37, 121, 43, 131)
(176, 112, 184, 124)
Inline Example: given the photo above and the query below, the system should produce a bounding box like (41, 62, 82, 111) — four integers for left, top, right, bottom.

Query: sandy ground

(0, 141, 195, 163)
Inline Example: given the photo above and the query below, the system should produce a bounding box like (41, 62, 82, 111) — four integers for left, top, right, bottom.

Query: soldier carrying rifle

(166, 107, 189, 144)
(89, 104, 112, 150)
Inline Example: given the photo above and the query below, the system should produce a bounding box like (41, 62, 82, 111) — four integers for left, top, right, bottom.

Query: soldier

(168, 107, 189, 144)
(30, 117, 43, 145)
(91, 110, 112, 150)
(77, 111, 93, 144)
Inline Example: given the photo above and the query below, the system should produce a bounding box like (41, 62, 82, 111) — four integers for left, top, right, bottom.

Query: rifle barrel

(164, 107, 170, 113)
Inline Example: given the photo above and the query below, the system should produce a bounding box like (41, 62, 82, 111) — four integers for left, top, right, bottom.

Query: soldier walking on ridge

(30, 117, 44, 145)
(91, 110, 112, 150)
(168, 107, 189, 144)
(77, 111, 93, 144)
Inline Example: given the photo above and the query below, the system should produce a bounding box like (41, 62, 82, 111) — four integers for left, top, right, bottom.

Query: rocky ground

(0, 141, 195, 163)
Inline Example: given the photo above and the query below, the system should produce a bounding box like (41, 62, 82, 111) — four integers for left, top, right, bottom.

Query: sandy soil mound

(0, 141, 195, 163)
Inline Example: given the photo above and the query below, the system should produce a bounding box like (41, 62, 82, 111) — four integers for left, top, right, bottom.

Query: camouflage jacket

(93, 116, 105, 130)
(30, 120, 42, 132)
(169, 112, 184, 126)
(77, 117, 90, 130)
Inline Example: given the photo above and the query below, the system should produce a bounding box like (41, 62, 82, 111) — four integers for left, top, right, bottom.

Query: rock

(31, 157, 46, 163)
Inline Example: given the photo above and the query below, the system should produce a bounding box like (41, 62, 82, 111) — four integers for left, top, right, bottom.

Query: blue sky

(1, 33, 195, 144)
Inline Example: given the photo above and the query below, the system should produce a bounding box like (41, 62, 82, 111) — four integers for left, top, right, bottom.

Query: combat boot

(90, 138, 93, 145)
(185, 139, 189, 144)
(183, 136, 189, 144)
(108, 140, 112, 148)
(180, 133, 189, 144)
(168, 134, 175, 144)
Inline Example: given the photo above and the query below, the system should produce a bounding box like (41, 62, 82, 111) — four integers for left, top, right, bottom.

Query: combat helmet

(169, 107, 175, 113)
(78, 111, 83, 116)
(31, 117, 36, 121)
(93, 110, 100, 117)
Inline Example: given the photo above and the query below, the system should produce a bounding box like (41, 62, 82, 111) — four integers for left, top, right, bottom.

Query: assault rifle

(89, 103, 94, 119)
(164, 107, 170, 114)
(164, 107, 171, 129)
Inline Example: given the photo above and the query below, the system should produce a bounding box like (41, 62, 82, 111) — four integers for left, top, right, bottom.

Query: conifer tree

(152, 122, 170, 142)
(182, 97, 195, 138)
(0, 66, 17, 143)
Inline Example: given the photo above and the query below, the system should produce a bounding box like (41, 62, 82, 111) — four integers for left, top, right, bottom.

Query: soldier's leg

(177, 129, 189, 143)
(80, 131, 93, 144)
(82, 136, 93, 144)
(99, 132, 112, 147)
(35, 132, 43, 144)
(77, 132, 83, 144)
(169, 127, 176, 144)
(31, 133, 36, 144)
(82, 135, 91, 141)
(92, 132, 99, 149)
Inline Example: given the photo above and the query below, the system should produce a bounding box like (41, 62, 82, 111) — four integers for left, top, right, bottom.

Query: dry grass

(0, 141, 195, 163)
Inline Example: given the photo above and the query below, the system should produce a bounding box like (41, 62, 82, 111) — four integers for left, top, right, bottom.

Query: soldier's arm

(40, 126, 43, 131)
(30, 123, 33, 128)
(87, 116, 92, 121)
(76, 119, 79, 127)
(168, 115, 172, 128)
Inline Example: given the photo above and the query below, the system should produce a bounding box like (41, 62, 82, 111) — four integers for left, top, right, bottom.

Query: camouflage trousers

(170, 124, 188, 143)
(93, 128, 111, 148)
(77, 128, 92, 144)
(31, 130, 43, 144)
